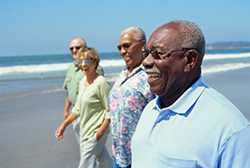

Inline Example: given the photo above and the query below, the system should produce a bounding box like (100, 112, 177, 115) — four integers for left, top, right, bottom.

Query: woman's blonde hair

(77, 47, 100, 69)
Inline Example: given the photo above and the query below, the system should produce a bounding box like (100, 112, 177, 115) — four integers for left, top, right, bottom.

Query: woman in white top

(55, 48, 111, 168)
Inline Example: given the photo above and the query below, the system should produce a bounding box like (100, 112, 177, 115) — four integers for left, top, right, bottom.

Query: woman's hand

(55, 124, 65, 141)
(95, 118, 110, 141)
(95, 130, 103, 141)
(55, 112, 79, 141)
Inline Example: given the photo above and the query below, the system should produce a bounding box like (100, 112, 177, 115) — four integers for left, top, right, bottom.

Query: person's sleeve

(71, 79, 84, 116)
(99, 78, 111, 119)
(63, 67, 70, 91)
(63, 77, 68, 91)
(218, 125, 250, 168)
(71, 104, 80, 116)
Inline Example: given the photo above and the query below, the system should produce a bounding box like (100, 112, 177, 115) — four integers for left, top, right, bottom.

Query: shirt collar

(154, 77, 207, 115)
(73, 63, 81, 72)
(122, 64, 143, 77)
(119, 65, 144, 85)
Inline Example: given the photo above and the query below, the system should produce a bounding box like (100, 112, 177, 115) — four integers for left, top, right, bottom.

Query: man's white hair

(69, 37, 87, 48)
(120, 26, 146, 42)
(175, 20, 205, 57)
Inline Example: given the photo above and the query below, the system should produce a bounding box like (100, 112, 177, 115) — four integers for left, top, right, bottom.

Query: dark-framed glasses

(69, 46, 82, 51)
(142, 47, 197, 60)
(117, 43, 131, 51)
(117, 40, 143, 51)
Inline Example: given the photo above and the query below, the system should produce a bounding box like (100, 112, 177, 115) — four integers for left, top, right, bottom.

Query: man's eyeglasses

(117, 41, 143, 51)
(142, 47, 196, 60)
(69, 46, 82, 51)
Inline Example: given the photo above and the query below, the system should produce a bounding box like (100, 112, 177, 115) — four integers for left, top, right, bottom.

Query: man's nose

(73, 48, 78, 53)
(120, 47, 127, 55)
(143, 53, 154, 69)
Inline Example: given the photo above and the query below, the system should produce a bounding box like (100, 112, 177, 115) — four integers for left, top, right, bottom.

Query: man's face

(143, 28, 187, 98)
(118, 33, 144, 71)
(69, 39, 85, 60)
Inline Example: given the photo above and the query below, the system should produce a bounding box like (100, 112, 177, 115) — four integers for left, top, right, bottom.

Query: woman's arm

(55, 112, 79, 141)
(63, 97, 72, 120)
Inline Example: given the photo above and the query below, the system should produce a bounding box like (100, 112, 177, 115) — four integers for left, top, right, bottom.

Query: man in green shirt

(63, 37, 104, 142)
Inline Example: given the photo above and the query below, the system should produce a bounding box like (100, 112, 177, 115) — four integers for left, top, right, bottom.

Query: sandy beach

(0, 91, 80, 168)
(0, 67, 249, 168)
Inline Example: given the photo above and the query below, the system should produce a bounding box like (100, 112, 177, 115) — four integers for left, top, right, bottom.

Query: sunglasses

(117, 43, 131, 51)
(81, 59, 94, 65)
(69, 46, 82, 51)
(117, 41, 143, 51)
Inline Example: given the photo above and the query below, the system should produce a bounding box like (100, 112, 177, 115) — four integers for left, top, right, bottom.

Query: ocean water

(0, 52, 123, 81)
(0, 49, 250, 98)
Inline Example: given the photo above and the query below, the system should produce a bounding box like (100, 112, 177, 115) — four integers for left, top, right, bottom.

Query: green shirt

(72, 75, 110, 141)
(63, 63, 104, 106)
(63, 63, 83, 105)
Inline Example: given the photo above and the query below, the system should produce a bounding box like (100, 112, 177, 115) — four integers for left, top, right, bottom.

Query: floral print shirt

(109, 65, 154, 167)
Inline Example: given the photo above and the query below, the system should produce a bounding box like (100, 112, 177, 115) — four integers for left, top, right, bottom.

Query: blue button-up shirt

(132, 78, 250, 168)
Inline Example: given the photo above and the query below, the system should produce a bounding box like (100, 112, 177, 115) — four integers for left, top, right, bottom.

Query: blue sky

(0, 0, 249, 56)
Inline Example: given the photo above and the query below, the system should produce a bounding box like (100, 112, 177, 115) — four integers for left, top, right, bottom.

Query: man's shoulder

(65, 63, 75, 75)
(141, 98, 157, 115)
(129, 68, 149, 85)
(136, 67, 148, 78)
(202, 87, 241, 114)
(67, 63, 75, 69)
(200, 86, 249, 132)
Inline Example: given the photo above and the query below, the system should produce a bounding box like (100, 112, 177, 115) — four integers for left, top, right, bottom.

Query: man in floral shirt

(109, 27, 154, 168)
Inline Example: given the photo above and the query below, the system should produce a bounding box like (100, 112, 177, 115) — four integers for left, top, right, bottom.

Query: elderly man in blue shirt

(131, 20, 250, 168)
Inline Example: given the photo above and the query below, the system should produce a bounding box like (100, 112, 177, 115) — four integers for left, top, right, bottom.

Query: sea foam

(204, 52, 250, 60)
(202, 63, 250, 74)
(0, 53, 250, 77)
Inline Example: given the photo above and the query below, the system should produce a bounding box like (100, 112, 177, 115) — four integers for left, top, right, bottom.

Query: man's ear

(184, 49, 199, 72)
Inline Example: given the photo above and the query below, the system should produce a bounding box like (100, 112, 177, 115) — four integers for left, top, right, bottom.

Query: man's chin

(149, 83, 166, 96)
(149, 86, 161, 95)
(72, 55, 78, 60)
(125, 61, 132, 67)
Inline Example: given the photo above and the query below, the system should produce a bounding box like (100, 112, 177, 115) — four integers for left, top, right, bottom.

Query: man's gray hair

(120, 26, 146, 42)
(70, 37, 87, 48)
(173, 20, 205, 57)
